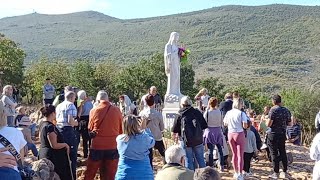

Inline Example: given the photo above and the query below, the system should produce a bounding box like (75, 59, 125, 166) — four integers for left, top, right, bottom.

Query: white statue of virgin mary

(164, 32, 182, 102)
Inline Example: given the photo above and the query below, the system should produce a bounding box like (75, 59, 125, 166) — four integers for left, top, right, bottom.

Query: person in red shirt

(84, 91, 123, 180)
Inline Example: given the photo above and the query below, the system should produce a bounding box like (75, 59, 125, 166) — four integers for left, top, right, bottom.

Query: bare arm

(0, 148, 16, 168)
(67, 114, 78, 127)
(266, 118, 273, 127)
(47, 132, 69, 150)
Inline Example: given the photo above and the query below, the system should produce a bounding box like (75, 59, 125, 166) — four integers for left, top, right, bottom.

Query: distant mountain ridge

(1, 4, 320, 88)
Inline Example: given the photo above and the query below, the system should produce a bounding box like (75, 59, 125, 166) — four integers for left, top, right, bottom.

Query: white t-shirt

(201, 95, 210, 107)
(0, 127, 27, 172)
(223, 109, 248, 133)
(203, 109, 222, 127)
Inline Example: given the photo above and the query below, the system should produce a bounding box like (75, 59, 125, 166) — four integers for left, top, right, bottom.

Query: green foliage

(0, 33, 25, 86)
(24, 58, 70, 103)
(281, 89, 320, 145)
(195, 77, 225, 100)
(181, 63, 196, 96)
(93, 62, 120, 101)
(69, 60, 95, 96)
(225, 85, 271, 114)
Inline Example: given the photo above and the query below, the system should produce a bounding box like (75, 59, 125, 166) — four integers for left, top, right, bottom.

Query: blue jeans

(27, 142, 38, 157)
(207, 143, 224, 168)
(0, 167, 21, 180)
(185, 144, 206, 170)
(7, 116, 14, 127)
(58, 126, 77, 179)
(29, 123, 37, 138)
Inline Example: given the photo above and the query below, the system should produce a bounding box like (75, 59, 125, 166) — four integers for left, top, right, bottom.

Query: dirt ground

(29, 135, 314, 180)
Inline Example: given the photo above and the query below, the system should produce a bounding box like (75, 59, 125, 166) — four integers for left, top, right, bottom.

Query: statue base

(162, 93, 184, 130)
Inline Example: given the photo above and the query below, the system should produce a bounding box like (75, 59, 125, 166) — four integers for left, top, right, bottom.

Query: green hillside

(0, 4, 320, 88)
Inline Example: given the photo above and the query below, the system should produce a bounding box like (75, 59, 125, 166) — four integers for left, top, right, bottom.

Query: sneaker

(243, 172, 253, 177)
(237, 174, 244, 180)
(279, 172, 290, 179)
(269, 173, 279, 179)
(233, 173, 239, 179)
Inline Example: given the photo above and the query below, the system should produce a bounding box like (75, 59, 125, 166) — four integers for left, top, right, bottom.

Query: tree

(24, 58, 70, 103)
(69, 60, 95, 96)
(115, 54, 167, 101)
(181, 63, 196, 97)
(115, 54, 196, 102)
(94, 61, 121, 101)
(0, 34, 25, 86)
(281, 89, 320, 145)
(195, 77, 225, 100)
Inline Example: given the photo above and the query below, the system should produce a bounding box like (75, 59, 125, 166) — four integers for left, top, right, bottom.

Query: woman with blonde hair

(115, 115, 155, 180)
(0, 100, 26, 179)
(1, 85, 17, 127)
(195, 88, 210, 111)
(223, 98, 248, 180)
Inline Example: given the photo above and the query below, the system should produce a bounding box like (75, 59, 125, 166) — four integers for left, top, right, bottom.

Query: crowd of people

(0, 80, 319, 180)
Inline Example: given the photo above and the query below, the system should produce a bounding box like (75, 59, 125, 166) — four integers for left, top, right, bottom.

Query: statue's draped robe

(164, 43, 181, 96)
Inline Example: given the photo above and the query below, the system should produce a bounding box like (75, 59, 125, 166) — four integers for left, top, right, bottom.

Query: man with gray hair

(85, 90, 123, 179)
(155, 145, 194, 180)
(55, 91, 78, 179)
(172, 96, 208, 170)
(140, 86, 163, 109)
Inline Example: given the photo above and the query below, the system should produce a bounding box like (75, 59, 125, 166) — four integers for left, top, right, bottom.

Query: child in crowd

(243, 121, 258, 177)
(194, 88, 210, 112)
(247, 110, 258, 131)
(16, 106, 37, 140)
(259, 106, 272, 161)
(17, 116, 39, 157)
(286, 116, 302, 146)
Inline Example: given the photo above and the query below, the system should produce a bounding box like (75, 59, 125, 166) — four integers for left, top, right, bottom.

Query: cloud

(0, 0, 110, 18)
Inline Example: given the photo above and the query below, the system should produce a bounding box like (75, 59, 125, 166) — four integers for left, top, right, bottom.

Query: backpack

(181, 111, 203, 147)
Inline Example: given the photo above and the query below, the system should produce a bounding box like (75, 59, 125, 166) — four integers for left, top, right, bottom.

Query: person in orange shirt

(84, 90, 123, 180)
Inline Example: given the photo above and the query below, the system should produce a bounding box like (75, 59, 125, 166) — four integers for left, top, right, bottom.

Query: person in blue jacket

(115, 115, 155, 180)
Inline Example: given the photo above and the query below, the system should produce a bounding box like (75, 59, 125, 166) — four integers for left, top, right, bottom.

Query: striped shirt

(56, 100, 77, 128)
(286, 124, 301, 145)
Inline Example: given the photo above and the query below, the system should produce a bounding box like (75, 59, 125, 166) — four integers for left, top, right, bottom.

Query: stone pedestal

(162, 94, 183, 130)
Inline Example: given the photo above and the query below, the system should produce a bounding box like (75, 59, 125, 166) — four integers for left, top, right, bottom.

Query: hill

(1, 4, 320, 89)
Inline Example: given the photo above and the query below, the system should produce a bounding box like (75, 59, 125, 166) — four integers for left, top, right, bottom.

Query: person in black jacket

(172, 96, 208, 170)
(219, 93, 233, 141)
(219, 93, 233, 118)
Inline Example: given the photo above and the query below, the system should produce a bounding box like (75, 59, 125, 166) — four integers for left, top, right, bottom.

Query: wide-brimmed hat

(18, 116, 32, 126)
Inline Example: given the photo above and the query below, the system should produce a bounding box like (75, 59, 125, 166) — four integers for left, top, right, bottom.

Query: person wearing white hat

(17, 116, 38, 157)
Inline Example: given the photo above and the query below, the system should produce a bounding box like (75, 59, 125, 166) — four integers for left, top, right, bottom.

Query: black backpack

(181, 112, 203, 147)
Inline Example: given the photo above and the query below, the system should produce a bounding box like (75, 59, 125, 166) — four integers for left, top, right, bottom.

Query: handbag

(0, 134, 36, 180)
(89, 105, 112, 138)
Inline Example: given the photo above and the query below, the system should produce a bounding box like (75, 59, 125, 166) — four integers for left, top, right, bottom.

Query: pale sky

(0, 0, 320, 19)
